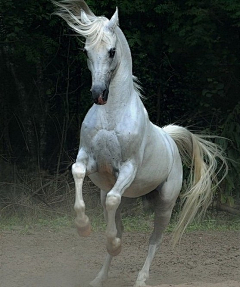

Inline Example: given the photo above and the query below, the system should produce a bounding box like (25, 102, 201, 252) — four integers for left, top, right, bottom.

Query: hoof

(76, 222, 91, 237)
(89, 277, 104, 287)
(107, 238, 122, 256)
(107, 244, 122, 256)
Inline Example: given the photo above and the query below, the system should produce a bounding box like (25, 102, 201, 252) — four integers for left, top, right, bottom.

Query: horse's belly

(88, 172, 116, 192)
(123, 180, 161, 197)
(123, 164, 169, 197)
(88, 168, 165, 198)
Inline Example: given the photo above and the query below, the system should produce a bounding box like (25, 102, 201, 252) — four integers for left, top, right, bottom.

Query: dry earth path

(1, 228, 240, 287)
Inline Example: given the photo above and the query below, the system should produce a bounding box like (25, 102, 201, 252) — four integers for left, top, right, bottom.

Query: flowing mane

(53, 0, 114, 47)
(54, 0, 143, 96)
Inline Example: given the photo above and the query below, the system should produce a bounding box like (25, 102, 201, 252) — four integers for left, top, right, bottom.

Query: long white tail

(163, 124, 228, 246)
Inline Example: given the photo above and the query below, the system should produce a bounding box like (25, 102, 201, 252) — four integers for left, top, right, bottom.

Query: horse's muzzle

(91, 86, 109, 105)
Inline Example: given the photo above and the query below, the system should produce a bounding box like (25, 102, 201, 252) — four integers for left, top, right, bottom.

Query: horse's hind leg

(134, 179, 181, 287)
(90, 254, 112, 287)
(72, 150, 91, 237)
(90, 190, 125, 287)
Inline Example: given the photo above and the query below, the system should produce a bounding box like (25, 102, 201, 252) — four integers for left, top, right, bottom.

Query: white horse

(54, 1, 227, 286)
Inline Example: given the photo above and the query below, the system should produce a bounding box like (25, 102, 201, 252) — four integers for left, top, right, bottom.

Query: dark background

(0, 0, 239, 210)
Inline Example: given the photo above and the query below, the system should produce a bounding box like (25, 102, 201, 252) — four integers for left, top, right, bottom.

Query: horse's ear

(106, 7, 119, 33)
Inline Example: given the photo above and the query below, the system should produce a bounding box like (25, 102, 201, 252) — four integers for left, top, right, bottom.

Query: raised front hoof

(76, 222, 91, 237)
(107, 244, 122, 256)
(106, 238, 122, 256)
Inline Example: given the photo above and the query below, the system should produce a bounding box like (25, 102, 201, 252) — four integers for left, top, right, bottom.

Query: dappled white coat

(54, 1, 227, 287)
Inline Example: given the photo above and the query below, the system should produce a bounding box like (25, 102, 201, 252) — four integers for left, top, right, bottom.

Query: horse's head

(83, 9, 119, 105)
(53, 0, 119, 105)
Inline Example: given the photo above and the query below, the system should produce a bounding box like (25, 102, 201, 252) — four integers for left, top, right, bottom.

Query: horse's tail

(163, 124, 228, 246)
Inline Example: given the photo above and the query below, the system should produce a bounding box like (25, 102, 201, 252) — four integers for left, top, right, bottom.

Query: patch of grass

(185, 216, 240, 232)
(166, 212, 240, 233)
(0, 214, 74, 233)
(122, 213, 154, 232)
(35, 216, 74, 230)
(1, 209, 239, 234)
(90, 213, 106, 231)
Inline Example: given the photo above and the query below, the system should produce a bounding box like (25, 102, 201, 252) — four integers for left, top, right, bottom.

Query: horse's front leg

(105, 161, 136, 256)
(72, 151, 91, 237)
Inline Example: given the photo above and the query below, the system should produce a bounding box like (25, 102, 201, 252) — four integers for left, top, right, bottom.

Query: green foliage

(217, 102, 240, 204)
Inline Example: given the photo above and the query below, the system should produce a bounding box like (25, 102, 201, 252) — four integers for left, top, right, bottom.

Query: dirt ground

(1, 227, 240, 287)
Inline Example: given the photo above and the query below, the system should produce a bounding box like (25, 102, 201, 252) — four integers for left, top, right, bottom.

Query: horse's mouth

(96, 95, 107, 105)
(94, 89, 109, 105)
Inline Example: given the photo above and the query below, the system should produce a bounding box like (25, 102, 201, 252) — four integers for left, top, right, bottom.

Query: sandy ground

(1, 228, 240, 287)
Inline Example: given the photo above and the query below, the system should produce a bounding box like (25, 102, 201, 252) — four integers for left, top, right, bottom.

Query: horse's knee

(72, 162, 85, 180)
(106, 194, 121, 211)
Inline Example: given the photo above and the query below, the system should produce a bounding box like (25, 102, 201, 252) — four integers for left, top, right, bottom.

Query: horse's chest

(90, 129, 122, 174)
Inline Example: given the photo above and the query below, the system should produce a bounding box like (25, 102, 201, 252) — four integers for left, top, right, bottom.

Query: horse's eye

(109, 48, 116, 58)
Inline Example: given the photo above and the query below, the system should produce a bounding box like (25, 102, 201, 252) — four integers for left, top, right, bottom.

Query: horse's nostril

(102, 89, 109, 101)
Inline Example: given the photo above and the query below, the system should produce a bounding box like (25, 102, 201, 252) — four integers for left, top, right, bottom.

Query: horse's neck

(109, 68, 135, 102)
(104, 27, 139, 111)
(93, 27, 142, 127)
